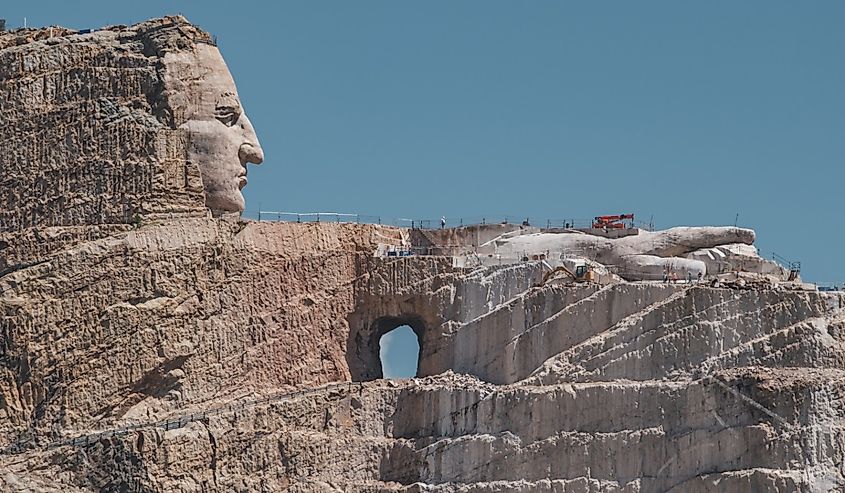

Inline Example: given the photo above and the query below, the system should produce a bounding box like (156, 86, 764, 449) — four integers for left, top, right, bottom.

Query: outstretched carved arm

(495, 226, 757, 281)
(620, 227, 755, 257)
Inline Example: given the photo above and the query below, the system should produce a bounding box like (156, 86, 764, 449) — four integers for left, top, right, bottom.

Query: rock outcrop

(1, 16, 844, 493)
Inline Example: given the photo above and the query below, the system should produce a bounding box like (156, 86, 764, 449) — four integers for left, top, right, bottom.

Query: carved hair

(0, 17, 210, 233)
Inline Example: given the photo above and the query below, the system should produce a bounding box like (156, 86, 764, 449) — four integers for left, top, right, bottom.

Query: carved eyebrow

(215, 92, 242, 110)
(214, 93, 242, 124)
(214, 104, 241, 115)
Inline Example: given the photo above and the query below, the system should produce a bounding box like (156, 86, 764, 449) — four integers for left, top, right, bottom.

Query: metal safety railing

(772, 252, 801, 274)
(813, 283, 843, 292)
(241, 211, 596, 230)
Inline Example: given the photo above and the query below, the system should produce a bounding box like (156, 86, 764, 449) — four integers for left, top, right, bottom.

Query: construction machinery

(537, 262, 594, 286)
(592, 214, 634, 229)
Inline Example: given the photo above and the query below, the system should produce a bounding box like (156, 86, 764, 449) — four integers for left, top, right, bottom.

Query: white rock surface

(490, 226, 756, 281)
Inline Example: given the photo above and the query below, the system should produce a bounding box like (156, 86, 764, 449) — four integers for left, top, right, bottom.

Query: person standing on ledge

(441, 216, 446, 229)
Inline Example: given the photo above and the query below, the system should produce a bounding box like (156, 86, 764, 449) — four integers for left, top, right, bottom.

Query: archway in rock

(379, 325, 419, 379)
(348, 315, 425, 381)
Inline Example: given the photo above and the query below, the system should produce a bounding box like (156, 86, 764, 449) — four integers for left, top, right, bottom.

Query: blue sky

(8, 1, 845, 283)
(380, 326, 418, 378)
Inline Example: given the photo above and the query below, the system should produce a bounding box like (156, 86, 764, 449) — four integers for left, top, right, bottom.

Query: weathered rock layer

(2, 216, 844, 492)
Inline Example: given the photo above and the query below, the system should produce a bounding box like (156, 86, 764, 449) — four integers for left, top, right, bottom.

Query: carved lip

(238, 176, 248, 189)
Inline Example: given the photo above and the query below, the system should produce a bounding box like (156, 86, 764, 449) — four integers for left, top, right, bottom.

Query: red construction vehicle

(592, 214, 634, 229)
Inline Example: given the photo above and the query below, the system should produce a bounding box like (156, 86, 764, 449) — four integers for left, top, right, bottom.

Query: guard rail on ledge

(771, 252, 801, 273)
(242, 211, 597, 230)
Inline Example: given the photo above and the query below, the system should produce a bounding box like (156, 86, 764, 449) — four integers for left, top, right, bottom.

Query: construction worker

(687, 272, 693, 283)
(440, 216, 446, 229)
(697, 272, 703, 283)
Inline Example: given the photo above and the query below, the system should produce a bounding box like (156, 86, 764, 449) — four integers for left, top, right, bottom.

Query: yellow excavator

(537, 263, 594, 286)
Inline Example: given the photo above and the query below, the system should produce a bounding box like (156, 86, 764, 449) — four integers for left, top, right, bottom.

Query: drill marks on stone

(454, 283, 680, 384)
(0, 220, 401, 440)
(695, 318, 827, 376)
(525, 288, 838, 385)
(5, 364, 842, 489)
(267, 377, 815, 487)
(653, 373, 805, 491)
(0, 18, 231, 234)
(708, 376, 794, 430)
(0, 382, 362, 456)
(589, 294, 831, 381)
(452, 277, 559, 330)
(525, 286, 694, 384)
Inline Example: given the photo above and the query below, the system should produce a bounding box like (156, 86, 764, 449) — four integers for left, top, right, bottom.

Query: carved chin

(206, 189, 246, 214)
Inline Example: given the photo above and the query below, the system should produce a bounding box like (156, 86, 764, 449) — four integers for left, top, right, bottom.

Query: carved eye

(215, 105, 241, 127)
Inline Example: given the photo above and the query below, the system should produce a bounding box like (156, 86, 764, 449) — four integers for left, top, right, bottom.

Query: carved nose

(238, 114, 264, 165)
(239, 143, 264, 165)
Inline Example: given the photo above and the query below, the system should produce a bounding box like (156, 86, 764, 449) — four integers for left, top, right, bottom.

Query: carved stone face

(168, 44, 264, 214)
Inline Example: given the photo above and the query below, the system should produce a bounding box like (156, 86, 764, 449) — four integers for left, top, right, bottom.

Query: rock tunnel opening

(379, 325, 419, 379)
(349, 315, 425, 381)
